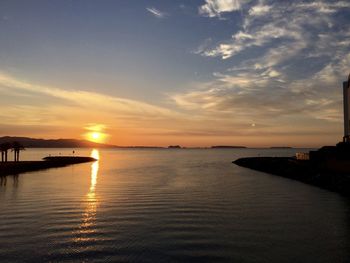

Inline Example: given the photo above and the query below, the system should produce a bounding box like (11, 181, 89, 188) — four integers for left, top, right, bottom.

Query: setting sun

(84, 124, 108, 144)
(87, 132, 105, 143)
(91, 132, 100, 140)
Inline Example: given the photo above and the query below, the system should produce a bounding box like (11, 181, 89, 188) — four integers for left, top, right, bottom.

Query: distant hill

(0, 136, 115, 148)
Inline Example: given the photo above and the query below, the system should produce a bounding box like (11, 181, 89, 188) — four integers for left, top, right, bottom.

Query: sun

(91, 132, 100, 140)
(88, 132, 104, 143)
(84, 123, 108, 143)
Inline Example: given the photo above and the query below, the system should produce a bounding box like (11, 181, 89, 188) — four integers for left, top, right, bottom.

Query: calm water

(0, 148, 349, 262)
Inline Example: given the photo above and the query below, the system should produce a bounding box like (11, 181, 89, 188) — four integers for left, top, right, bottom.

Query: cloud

(248, 3, 271, 16)
(172, 71, 342, 124)
(192, 38, 213, 55)
(146, 7, 167, 18)
(0, 73, 178, 118)
(0, 72, 195, 139)
(199, 0, 247, 17)
(202, 23, 300, 59)
(197, 1, 350, 60)
(296, 1, 350, 14)
(173, 0, 350, 145)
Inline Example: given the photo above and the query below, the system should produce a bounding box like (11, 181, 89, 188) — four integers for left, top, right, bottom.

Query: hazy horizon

(0, 135, 319, 148)
(1, 0, 350, 147)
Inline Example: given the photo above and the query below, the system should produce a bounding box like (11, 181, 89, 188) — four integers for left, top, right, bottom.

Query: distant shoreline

(0, 136, 317, 149)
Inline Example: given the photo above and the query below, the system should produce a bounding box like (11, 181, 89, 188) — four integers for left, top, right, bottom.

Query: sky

(0, 0, 350, 147)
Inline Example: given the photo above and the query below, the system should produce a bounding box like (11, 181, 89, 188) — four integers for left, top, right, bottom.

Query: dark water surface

(0, 148, 349, 262)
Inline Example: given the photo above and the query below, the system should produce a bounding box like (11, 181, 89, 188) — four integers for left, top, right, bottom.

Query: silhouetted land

(0, 156, 96, 176)
(270, 146, 293, 149)
(0, 137, 169, 149)
(168, 145, 181, 149)
(211, 145, 246, 149)
(0, 136, 115, 148)
(233, 157, 350, 196)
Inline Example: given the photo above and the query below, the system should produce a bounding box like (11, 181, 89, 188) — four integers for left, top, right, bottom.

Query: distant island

(211, 146, 246, 149)
(270, 147, 293, 149)
(168, 145, 181, 149)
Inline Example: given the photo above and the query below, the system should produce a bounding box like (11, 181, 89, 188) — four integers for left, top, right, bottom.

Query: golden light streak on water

(89, 149, 99, 194)
(72, 149, 100, 242)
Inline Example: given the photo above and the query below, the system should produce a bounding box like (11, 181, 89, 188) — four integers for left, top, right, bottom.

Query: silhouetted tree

(11, 142, 25, 162)
(0, 142, 11, 162)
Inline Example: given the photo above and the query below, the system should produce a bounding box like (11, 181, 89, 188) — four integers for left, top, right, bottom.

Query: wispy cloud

(146, 7, 167, 18)
(0, 73, 178, 119)
(173, 74, 342, 122)
(192, 38, 213, 55)
(202, 23, 301, 59)
(171, 0, 350, 145)
(198, 1, 350, 60)
(199, 0, 248, 17)
(296, 1, 350, 14)
(0, 72, 190, 142)
(248, 2, 271, 16)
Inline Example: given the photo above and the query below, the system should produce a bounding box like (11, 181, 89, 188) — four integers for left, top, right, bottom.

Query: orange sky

(0, 72, 343, 148)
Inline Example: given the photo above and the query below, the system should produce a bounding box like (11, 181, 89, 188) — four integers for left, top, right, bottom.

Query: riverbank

(0, 156, 96, 176)
(233, 157, 350, 196)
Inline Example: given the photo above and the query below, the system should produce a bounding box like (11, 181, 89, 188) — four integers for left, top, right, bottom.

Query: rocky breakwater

(233, 156, 350, 196)
(0, 156, 96, 176)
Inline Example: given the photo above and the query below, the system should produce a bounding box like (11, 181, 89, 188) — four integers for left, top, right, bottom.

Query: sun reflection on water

(72, 149, 100, 243)
(89, 149, 99, 195)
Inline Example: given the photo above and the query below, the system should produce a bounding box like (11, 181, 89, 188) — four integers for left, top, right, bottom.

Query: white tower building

(343, 74, 350, 142)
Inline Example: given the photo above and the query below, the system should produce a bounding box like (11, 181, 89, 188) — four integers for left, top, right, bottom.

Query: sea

(0, 148, 349, 262)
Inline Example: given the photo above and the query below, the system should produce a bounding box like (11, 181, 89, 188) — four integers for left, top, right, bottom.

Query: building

(343, 73, 350, 142)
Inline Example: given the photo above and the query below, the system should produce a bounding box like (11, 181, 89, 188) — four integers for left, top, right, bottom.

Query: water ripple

(0, 148, 349, 262)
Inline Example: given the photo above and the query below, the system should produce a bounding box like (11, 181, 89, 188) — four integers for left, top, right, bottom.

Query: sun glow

(84, 124, 108, 143)
(91, 132, 100, 140)
(86, 131, 105, 143)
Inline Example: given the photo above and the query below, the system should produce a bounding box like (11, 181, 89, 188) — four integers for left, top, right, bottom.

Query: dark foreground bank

(0, 156, 96, 176)
(233, 157, 350, 196)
